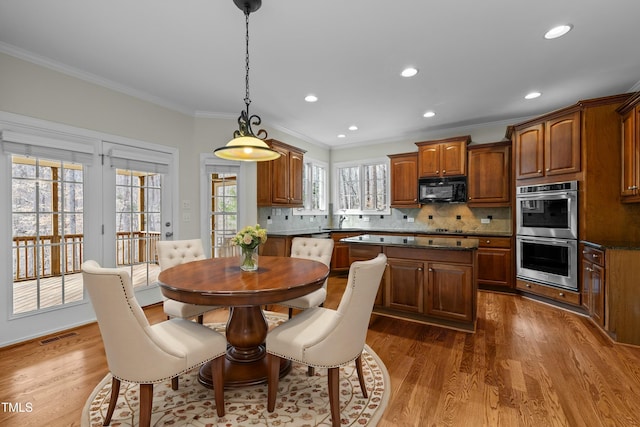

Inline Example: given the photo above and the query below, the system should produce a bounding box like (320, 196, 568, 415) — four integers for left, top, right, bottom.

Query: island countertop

(341, 234, 479, 250)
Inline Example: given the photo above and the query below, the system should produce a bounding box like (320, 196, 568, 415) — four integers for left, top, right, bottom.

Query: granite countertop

(582, 240, 640, 250)
(341, 234, 479, 250)
(268, 228, 511, 238)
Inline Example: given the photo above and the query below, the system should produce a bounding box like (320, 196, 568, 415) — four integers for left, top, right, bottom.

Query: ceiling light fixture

(544, 24, 573, 40)
(304, 94, 318, 103)
(423, 111, 436, 118)
(348, 125, 358, 131)
(337, 134, 346, 138)
(401, 67, 418, 77)
(214, 0, 280, 162)
(525, 91, 542, 100)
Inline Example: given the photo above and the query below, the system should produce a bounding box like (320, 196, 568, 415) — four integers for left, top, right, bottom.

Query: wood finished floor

(1, 275, 639, 426)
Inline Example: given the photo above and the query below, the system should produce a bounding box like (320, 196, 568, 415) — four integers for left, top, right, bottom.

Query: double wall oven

(516, 181, 579, 291)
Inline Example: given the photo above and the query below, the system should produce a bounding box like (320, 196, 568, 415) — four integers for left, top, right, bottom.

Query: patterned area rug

(81, 313, 389, 426)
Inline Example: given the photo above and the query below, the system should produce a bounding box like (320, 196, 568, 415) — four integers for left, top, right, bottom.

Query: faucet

(339, 215, 347, 229)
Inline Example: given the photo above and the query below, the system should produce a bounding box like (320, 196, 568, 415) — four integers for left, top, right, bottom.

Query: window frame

(332, 157, 391, 215)
(297, 157, 329, 216)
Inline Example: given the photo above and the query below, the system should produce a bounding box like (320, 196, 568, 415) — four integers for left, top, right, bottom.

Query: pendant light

(214, 0, 280, 161)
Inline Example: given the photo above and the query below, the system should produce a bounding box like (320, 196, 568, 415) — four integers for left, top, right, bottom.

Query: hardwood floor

(1, 275, 640, 426)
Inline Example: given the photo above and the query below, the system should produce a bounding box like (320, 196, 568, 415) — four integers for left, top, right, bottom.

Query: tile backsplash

(259, 205, 511, 234)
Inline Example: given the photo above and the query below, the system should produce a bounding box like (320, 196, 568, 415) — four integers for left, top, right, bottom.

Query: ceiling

(1, 0, 639, 149)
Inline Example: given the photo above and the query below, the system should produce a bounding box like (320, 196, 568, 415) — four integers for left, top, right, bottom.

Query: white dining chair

(156, 239, 221, 323)
(82, 260, 227, 426)
(265, 253, 387, 427)
(277, 237, 334, 318)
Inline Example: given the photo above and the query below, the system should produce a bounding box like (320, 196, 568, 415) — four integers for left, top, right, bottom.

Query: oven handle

(516, 191, 575, 200)
(518, 236, 573, 245)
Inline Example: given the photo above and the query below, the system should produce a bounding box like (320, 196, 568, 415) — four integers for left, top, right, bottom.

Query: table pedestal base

(198, 305, 291, 389)
(198, 347, 292, 389)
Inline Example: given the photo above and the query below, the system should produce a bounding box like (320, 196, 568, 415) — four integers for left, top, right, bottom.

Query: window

(299, 158, 328, 215)
(333, 158, 390, 215)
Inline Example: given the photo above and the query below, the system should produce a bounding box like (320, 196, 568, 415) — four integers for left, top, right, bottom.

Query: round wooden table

(158, 255, 329, 389)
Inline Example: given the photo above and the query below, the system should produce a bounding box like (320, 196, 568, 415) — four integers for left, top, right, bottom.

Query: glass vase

(240, 246, 259, 271)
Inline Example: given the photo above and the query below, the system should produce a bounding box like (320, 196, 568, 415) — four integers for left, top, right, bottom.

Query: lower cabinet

(386, 259, 424, 313)
(476, 237, 513, 290)
(331, 231, 363, 272)
(425, 262, 474, 322)
(581, 244, 606, 328)
(358, 244, 477, 331)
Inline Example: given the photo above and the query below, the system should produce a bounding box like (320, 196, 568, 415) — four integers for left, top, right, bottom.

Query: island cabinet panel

(425, 263, 474, 322)
(333, 232, 367, 272)
(476, 237, 513, 290)
(385, 258, 424, 313)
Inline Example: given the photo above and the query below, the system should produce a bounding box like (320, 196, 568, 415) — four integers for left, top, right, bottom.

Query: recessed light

(337, 134, 346, 138)
(304, 94, 318, 103)
(401, 67, 418, 78)
(544, 24, 573, 40)
(525, 91, 542, 100)
(348, 125, 358, 131)
(423, 111, 436, 118)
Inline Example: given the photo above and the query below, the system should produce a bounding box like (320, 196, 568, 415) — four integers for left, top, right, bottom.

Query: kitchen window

(299, 158, 328, 215)
(333, 158, 390, 215)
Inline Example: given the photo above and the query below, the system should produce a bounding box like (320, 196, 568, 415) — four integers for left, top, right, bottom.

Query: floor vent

(40, 332, 78, 345)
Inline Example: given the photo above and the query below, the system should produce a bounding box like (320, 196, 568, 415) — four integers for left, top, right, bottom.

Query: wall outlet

(267, 218, 273, 225)
(363, 216, 370, 222)
(481, 218, 491, 224)
(182, 199, 191, 209)
(182, 212, 191, 222)
(407, 217, 415, 223)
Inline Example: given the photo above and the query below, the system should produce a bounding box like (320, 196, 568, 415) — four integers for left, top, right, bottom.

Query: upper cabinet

(388, 152, 419, 208)
(514, 110, 581, 181)
(618, 92, 640, 202)
(257, 139, 306, 207)
(467, 141, 511, 207)
(415, 135, 470, 178)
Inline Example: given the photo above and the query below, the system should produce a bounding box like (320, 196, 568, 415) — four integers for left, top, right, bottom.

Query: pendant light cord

(244, 8, 251, 110)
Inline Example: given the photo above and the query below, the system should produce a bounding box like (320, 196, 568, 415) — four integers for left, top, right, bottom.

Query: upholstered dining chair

(265, 253, 387, 427)
(277, 237, 334, 318)
(82, 260, 227, 426)
(156, 239, 220, 324)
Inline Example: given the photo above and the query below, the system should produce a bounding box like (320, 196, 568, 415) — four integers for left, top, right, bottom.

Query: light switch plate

(481, 218, 491, 224)
(407, 217, 415, 223)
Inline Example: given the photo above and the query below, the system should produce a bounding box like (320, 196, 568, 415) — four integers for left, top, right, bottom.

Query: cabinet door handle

(559, 292, 565, 297)
(525, 283, 531, 288)
(537, 170, 542, 173)
(435, 170, 439, 174)
(428, 268, 433, 272)
(486, 240, 491, 244)
(546, 168, 550, 172)
(442, 170, 446, 174)
(418, 268, 423, 271)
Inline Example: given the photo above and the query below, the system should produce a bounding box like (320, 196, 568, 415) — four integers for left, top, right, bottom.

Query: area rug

(81, 312, 390, 426)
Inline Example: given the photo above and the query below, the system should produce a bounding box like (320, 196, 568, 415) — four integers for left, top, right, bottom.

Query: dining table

(158, 255, 330, 389)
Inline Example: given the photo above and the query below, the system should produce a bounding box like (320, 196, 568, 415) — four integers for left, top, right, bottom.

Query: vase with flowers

(231, 224, 268, 271)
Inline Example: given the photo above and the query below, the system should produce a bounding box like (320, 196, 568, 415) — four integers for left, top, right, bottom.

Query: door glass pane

(210, 172, 239, 257)
(11, 156, 84, 315)
(115, 169, 162, 287)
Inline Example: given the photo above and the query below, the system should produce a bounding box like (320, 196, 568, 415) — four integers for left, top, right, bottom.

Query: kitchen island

(343, 234, 479, 332)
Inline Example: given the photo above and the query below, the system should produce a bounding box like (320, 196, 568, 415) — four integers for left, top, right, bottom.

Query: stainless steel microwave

(418, 177, 467, 203)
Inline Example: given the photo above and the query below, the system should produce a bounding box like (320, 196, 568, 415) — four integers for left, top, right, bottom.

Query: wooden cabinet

(516, 279, 581, 305)
(332, 231, 365, 272)
(467, 142, 511, 206)
(476, 237, 513, 290)
(257, 139, 305, 207)
(581, 245, 606, 328)
(618, 93, 640, 202)
(385, 258, 424, 313)
(514, 110, 581, 181)
(388, 152, 419, 208)
(415, 135, 470, 178)
(425, 262, 474, 322)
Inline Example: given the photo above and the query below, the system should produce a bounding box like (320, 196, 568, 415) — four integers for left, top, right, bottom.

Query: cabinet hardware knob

(526, 283, 531, 288)
(418, 268, 423, 271)
(559, 292, 565, 297)
(428, 268, 433, 272)
(582, 250, 587, 254)
(592, 254, 599, 258)
(486, 240, 490, 244)
(546, 168, 550, 172)
(435, 170, 439, 174)
(585, 267, 593, 272)
(443, 170, 446, 174)
(537, 170, 542, 173)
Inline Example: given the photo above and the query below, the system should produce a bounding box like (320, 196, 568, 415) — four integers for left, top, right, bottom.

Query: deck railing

(12, 232, 161, 281)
